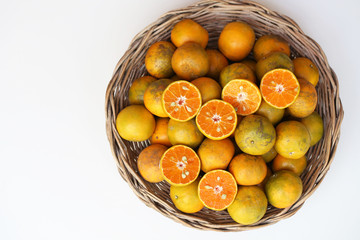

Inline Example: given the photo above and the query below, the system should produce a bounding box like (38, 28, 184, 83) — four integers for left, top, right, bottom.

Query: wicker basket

(105, 0, 344, 231)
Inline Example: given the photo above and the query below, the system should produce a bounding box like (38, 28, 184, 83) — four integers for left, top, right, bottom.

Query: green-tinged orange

(167, 118, 204, 148)
(128, 76, 157, 105)
(256, 101, 285, 125)
(300, 111, 324, 146)
(261, 147, 277, 163)
(219, 63, 256, 87)
(144, 78, 173, 117)
(293, 57, 319, 86)
(256, 52, 294, 80)
(170, 178, 204, 213)
(145, 41, 175, 78)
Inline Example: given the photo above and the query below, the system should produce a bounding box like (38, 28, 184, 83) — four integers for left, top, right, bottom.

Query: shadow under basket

(105, 0, 344, 231)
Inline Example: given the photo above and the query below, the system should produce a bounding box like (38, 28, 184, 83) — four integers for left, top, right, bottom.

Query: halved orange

(260, 69, 300, 109)
(221, 79, 262, 116)
(162, 80, 202, 122)
(198, 170, 238, 211)
(195, 99, 237, 140)
(160, 145, 201, 186)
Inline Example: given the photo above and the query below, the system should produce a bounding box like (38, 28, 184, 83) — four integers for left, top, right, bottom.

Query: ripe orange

(255, 52, 294, 80)
(167, 118, 204, 148)
(128, 76, 157, 105)
(145, 41, 175, 78)
(206, 49, 229, 80)
(170, 178, 204, 213)
(197, 138, 235, 173)
(240, 59, 257, 73)
(162, 80, 202, 121)
(171, 42, 209, 80)
(143, 78, 173, 117)
(218, 22, 255, 61)
(293, 57, 319, 86)
(272, 154, 307, 176)
(255, 100, 285, 125)
(198, 170, 238, 211)
(300, 111, 324, 146)
(137, 144, 167, 183)
(260, 69, 300, 109)
(287, 78, 317, 118)
(253, 35, 290, 61)
(196, 99, 237, 140)
(115, 105, 155, 141)
(227, 186, 268, 225)
(150, 118, 172, 147)
(228, 153, 267, 186)
(261, 147, 277, 163)
(257, 167, 272, 190)
(219, 63, 257, 88)
(191, 77, 221, 103)
(171, 19, 209, 48)
(265, 170, 303, 208)
(160, 145, 201, 186)
(222, 79, 262, 116)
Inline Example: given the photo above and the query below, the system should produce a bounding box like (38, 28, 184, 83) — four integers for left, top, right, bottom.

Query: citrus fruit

(115, 105, 155, 141)
(227, 186, 268, 225)
(150, 118, 172, 147)
(219, 63, 257, 87)
(143, 78, 173, 117)
(257, 166, 272, 190)
(171, 19, 208, 48)
(137, 144, 167, 183)
(228, 153, 267, 185)
(255, 100, 285, 125)
(197, 138, 235, 173)
(272, 154, 307, 176)
(265, 170, 303, 208)
(261, 147, 277, 163)
(240, 59, 256, 73)
(218, 21, 255, 61)
(287, 78, 317, 118)
(253, 34, 290, 61)
(195, 99, 237, 140)
(160, 145, 201, 186)
(229, 115, 243, 138)
(255, 52, 294, 80)
(171, 42, 209, 80)
(170, 178, 204, 213)
(222, 79, 262, 116)
(167, 118, 204, 148)
(293, 57, 319, 86)
(162, 80, 202, 121)
(275, 121, 311, 159)
(145, 41, 175, 78)
(128, 76, 157, 105)
(206, 49, 229, 79)
(234, 115, 276, 155)
(260, 69, 300, 109)
(198, 170, 238, 211)
(191, 77, 221, 103)
(300, 111, 324, 146)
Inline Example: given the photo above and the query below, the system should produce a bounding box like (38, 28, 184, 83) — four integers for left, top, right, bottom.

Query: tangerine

(143, 78, 173, 117)
(167, 118, 204, 148)
(293, 57, 319, 86)
(137, 144, 167, 183)
(191, 77, 221, 103)
(145, 41, 175, 78)
(128, 76, 156, 105)
(219, 63, 257, 87)
(206, 49, 229, 80)
(272, 154, 307, 176)
(300, 111, 324, 146)
(253, 35, 290, 61)
(255, 100, 285, 125)
(170, 178, 204, 213)
(255, 52, 294, 80)
(171, 19, 208, 48)
(150, 118, 172, 147)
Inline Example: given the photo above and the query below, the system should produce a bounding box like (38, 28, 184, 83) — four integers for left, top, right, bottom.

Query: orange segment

(195, 100, 237, 140)
(221, 79, 262, 116)
(160, 145, 201, 186)
(260, 69, 300, 109)
(198, 170, 238, 211)
(162, 80, 202, 122)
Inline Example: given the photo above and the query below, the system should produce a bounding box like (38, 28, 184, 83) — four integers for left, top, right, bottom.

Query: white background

(1, 0, 359, 239)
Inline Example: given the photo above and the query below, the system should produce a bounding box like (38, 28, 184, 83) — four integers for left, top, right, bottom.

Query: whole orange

(128, 76, 156, 105)
(272, 154, 307, 176)
(300, 111, 324, 146)
(253, 34, 290, 61)
(150, 118, 172, 147)
(191, 77, 221, 103)
(145, 41, 175, 78)
(167, 118, 204, 149)
(137, 144, 167, 183)
(143, 78, 173, 117)
(171, 19, 208, 48)
(293, 57, 319, 86)
(255, 52, 294, 80)
(206, 49, 229, 80)
(219, 62, 256, 87)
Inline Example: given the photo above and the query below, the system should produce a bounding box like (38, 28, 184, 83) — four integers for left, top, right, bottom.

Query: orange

(256, 100, 285, 125)
(196, 99, 237, 140)
(287, 78, 317, 118)
(198, 170, 237, 211)
(162, 80, 202, 121)
(261, 147, 277, 163)
(219, 63, 257, 87)
(115, 105, 155, 141)
(222, 79, 262, 116)
(228, 153, 267, 186)
(145, 41, 175, 78)
(171, 42, 209, 80)
(256, 52, 294, 80)
(143, 78, 173, 117)
(272, 154, 307, 176)
(234, 115, 276, 155)
(167, 118, 204, 148)
(240, 59, 257, 73)
(191, 77, 221, 103)
(197, 138, 235, 173)
(265, 170, 303, 208)
(171, 19, 208, 48)
(170, 178, 204, 213)
(160, 145, 201, 186)
(300, 111, 324, 146)
(128, 76, 157, 105)
(206, 49, 229, 79)
(293, 57, 319, 86)
(257, 167, 272, 190)
(218, 21, 255, 61)
(253, 35, 290, 61)
(275, 121, 311, 159)
(150, 118, 172, 147)
(260, 69, 300, 109)
(137, 144, 167, 183)
(227, 186, 268, 225)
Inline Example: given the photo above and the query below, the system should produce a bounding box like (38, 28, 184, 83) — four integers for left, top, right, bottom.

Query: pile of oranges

(116, 19, 324, 225)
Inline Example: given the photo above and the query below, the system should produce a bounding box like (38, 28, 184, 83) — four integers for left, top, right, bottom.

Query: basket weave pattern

(105, 0, 344, 231)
